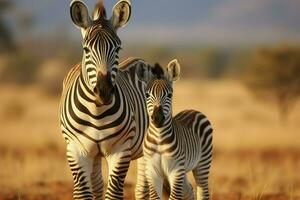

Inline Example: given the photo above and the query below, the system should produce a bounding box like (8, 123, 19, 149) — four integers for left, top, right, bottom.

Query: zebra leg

(182, 175, 194, 200)
(135, 156, 149, 200)
(105, 143, 132, 199)
(145, 161, 163, 200)
(91, 155, 104, 199)
(66, 143, 94, 200)
(146, 171, 163, 200)
(168, 170, 185, 200)
(192, 162, 211, 200)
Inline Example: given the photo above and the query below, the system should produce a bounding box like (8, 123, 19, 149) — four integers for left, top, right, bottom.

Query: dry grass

(0, 80, 299, 200)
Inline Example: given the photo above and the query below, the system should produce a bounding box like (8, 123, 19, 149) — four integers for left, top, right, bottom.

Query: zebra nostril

(158, 106, 163, 113)
(151, 105, 165, 127)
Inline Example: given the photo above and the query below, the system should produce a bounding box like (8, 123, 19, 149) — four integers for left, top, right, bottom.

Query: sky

(7, 0, 300, 46)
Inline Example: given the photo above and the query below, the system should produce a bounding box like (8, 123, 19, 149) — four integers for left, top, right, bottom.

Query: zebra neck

(149, 116, 173, 138)
(145, 116, 176, 155)
(76, 72, 118, 116)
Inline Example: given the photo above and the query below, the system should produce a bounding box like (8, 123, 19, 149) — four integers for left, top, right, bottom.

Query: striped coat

(141, 61, 213, 200)
(61, 0, 152, 199)
(60, 58, 151, 199)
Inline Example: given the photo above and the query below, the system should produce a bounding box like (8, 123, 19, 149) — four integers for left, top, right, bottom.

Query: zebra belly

(176, 126, 204, 172)
(182, 140, 203, 172)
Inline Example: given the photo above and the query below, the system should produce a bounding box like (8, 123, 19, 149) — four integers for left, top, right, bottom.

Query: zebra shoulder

(174, 110, 206, 127)
(118, 57, 148, 72)
(62, 63, 81, 91)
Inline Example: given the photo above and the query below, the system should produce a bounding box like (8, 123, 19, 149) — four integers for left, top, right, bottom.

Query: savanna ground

(0, 80, 299, 200)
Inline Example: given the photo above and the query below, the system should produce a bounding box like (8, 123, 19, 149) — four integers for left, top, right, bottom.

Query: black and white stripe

(60, 1, 151, 199)
(143, 62, 213, 200)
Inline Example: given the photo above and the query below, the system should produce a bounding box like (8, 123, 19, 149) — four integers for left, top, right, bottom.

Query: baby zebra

(140, 60, 213, 200)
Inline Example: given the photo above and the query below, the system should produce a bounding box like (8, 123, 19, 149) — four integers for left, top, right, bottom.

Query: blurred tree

(245, 46, 300, 121)
(200, 48, 229, 78)
(0, 0, 14, 51)
(224, 49, 252, 78)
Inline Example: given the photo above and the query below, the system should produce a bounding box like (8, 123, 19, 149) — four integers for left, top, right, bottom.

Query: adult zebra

(60, 1, 152, 199)
(139, 60, 213, 200)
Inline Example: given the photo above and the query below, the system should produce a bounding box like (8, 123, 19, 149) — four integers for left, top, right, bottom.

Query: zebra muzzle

(151, 105, 165, 128)
(94, 72, 115, 105)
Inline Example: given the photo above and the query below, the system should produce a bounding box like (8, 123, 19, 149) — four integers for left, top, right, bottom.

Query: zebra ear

(136, 62, 151, 83)
(111, 0, 131, 30)
(70, 0, 92, 29)
(167, 59, 181, 82)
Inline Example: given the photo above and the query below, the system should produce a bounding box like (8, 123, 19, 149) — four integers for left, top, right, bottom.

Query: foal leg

(182, 175, 194, 200)
(192, 160, 211, 200)
(168, 169, 185, 200)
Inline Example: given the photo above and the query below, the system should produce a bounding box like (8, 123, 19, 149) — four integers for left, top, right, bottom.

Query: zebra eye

(83, 47, 90, 54)
(167, 93, 173, 98)
(145, 93, 150, 98)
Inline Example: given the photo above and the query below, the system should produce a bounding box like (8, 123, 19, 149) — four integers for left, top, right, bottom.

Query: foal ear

(111, 0, 131, 30)
(167, 59, 181, 82)
(70, 0, 92, 29)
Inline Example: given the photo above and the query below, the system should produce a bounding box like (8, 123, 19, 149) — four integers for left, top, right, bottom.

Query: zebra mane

(93, 0, 107, 20)
(152, 63, 165, 79)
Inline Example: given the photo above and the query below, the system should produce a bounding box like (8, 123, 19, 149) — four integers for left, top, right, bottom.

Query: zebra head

(144, 60, 181, 128)
(70, 0, 131, 105)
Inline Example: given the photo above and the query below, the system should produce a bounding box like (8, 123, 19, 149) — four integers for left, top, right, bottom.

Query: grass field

(0, 80, 299, 200)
